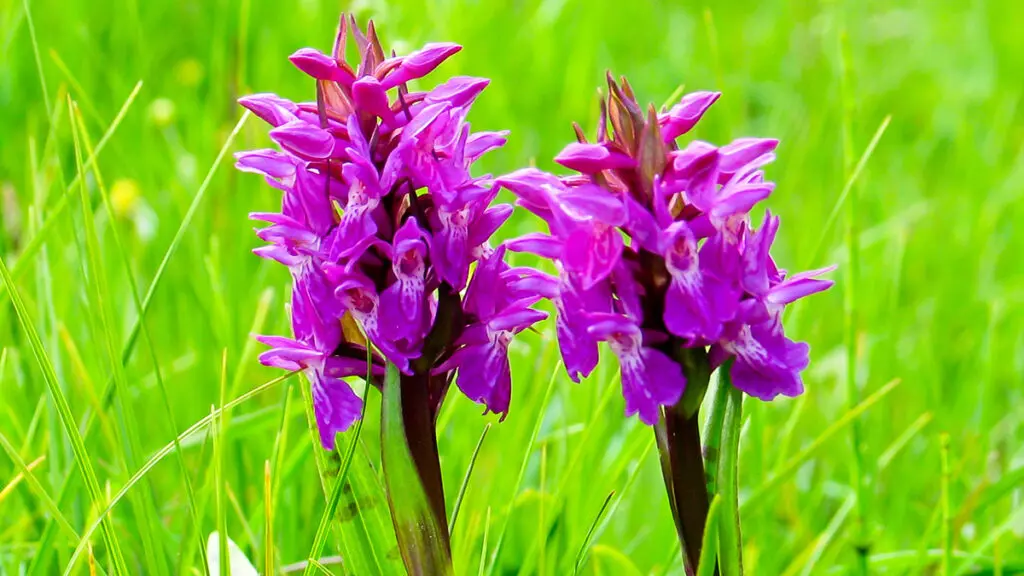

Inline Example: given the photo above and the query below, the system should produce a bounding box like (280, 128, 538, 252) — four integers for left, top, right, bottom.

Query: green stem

(717, 366, 743, 575)
(654, 346, 713, 574)
(381, 363, 452, 575)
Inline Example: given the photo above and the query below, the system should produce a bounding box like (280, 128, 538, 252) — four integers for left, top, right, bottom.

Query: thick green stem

(654, 346, 713, 574)
(381, 364, 452, 575)
(656, 408, 711, 573)
(717, 366, 744, 575)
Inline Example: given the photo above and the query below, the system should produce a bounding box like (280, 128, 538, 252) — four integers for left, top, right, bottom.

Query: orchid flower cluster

(237, 16, 546, 450)
(499, 76, 834, 425)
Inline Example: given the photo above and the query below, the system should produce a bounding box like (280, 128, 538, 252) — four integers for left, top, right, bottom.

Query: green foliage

(1, 0, 1023, 574)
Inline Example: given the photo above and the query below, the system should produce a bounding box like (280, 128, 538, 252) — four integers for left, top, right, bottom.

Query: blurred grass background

(1, 0, 1023, 573)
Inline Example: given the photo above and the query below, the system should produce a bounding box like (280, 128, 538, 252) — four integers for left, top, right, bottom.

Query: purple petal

(489, 307, 547, 332)
(623, 193, 661, 252)
(393, 217, 428, 251)
(289, 48, 354, 87)
(554, 274, 609, 382)
(659, 91, 720, 141)
(431, 204, 472, 290)
(726, 320, 809, 400)
(465, 131, 508, 162)
(462, 245, 507, 319)
(740, 212, 780, 297)
(562, 223, 623, 290)
(671, 142, 719, 212)
(404, 102, 450, 140)
(323, 356, 385, 377)
(555, 142, 636, 173)
(252, 245, 303, 267)
(767, 266, 836, 306)
(311, 372, 363, 450)
(504, 269, 560, 300)
(585, 315, 686, 424)
(447, 338, 513, 417)
(720, 138, 779, 175)
(238, 93, 298, 127)
(468, 204, 513, 247)
(625, 347, 686, 424)
(380, 42, 462, 90)
(425, 76, 490, 108)
(611, 261, 644, 322)
(269, 120, 337, 159)
(234, 149, 297, 180)
(558, 184, 626, 225)
(584, 311, 640, 342)
(506, 233, 563, 259)
(257, 342, 321, 372)
(379, 279, 425, 342)
(351, 76, 393, 120)
(712, 181, 774, 220)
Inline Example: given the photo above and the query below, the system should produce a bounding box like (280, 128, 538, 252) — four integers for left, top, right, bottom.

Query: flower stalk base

(381, 364, 452, 575)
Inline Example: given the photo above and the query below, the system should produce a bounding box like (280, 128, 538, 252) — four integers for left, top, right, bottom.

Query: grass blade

(2, 81, 143, 300)
(449, 422, 491, 538)
(572, 490, 615, 575)
(478, 507, 491, 576)
(21, 0, 50, 117)
(78, 110, 251, 441)
(486, 362, 560, 575)
(837, 29, 870, 576)
(69, 96, 168, 575)
(702, 372, 729, 497)
(696, 496, 722, 576)
(805, 115, 891, 269)
(790, 411, 933, 576)
(71, 97, 210, 575)
(940, 433, 952, 576)
(302, 381, 370, 575)
(63, 370, 296, 570)
(741, 378, 902, 512)
(0, 254, 128, 574)
(716, 370, 743, 575)
(216, 352, 229, 576)
(264, 460, 273, 576)
(0, 435, 78, 540)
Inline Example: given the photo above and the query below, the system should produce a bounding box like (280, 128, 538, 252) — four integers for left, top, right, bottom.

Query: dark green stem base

(654, 346, 714, 574)
(381, 365, 452, 575)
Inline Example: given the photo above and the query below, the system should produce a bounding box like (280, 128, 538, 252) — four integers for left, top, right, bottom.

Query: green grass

(2, 0, 1023, 574)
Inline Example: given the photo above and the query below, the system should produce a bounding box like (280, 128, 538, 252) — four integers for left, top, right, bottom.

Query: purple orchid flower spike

(237, 17, 548, 572)
(237, 11, 549, 426)
(500, 79, 834, 414)
(498, 73, 835, 572)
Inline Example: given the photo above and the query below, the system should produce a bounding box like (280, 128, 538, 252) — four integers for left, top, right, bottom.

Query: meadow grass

(1, 0, 1023, 573)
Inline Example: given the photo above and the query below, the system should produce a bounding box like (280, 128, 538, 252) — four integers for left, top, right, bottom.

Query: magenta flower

(499, 75, 834, 421)
(238, 16, 545, 450)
